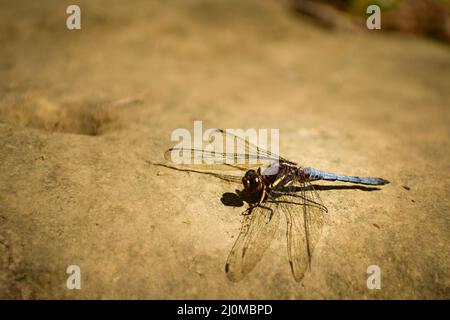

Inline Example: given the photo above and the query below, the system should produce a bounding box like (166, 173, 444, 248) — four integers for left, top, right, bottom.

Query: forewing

(164, 148, 263, 171)
(164, 128, 296, 172)
(213, 129, 295, 165)
(225, 203, 280, 282)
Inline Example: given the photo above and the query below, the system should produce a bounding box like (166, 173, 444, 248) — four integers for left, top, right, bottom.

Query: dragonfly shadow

(221, 189, 262, 208)
(221, 184, 381, 208)
(221, 192, 245, 207)
(307, 184, 381, 192)
(151, 162, 381, 207)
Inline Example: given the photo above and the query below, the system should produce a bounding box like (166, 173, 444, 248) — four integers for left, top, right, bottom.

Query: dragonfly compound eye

(242, 176, 251, 190)
(244, 170, 256, 179)
(242, 170, 263, 192)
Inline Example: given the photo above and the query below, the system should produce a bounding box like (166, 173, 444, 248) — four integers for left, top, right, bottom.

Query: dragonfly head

(242, 169, 264, 193)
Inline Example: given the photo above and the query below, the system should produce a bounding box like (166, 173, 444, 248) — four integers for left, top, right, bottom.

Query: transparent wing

(225, 203, 281, 282)
(151, 161, 243, 184)
(164, 148, 263, 170)
(213, 129, 295, 165)
(272, 182, 327, 282)
(164, 128, 296, 171)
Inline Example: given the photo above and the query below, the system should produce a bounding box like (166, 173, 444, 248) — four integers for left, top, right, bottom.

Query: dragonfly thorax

(242, 169, 264, 193)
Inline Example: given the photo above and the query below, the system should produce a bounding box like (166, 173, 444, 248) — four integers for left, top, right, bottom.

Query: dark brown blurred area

(293, 0, 450, 42)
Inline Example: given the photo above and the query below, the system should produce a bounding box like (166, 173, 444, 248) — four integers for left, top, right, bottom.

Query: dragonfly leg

(270, 190, 328, 213)
(241, 186, 269, 216)
(258, 184, 267, 205)
(256, 187, 274, 223)
(260, 205, 274, 223)
(243, 203, 274, 222)
(241, 206, 252, 216)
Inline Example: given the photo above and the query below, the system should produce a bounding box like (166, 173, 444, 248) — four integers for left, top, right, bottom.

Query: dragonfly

(161, 129, 389, 282)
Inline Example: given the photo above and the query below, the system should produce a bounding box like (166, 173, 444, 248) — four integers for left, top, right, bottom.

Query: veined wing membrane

(164, 148, 266, 169)
(164, 128, 296, 170)
(212, 129, 296, 165)
(280, 182, 326, 282)
(225, 203, 280, 282)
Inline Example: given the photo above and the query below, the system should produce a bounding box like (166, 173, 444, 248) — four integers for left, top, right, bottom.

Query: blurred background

(294, 0, 450, 41)
(0, 0, 448, 299)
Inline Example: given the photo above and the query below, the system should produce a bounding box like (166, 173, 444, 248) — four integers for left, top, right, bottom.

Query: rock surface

(0, 0, 449, 299)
